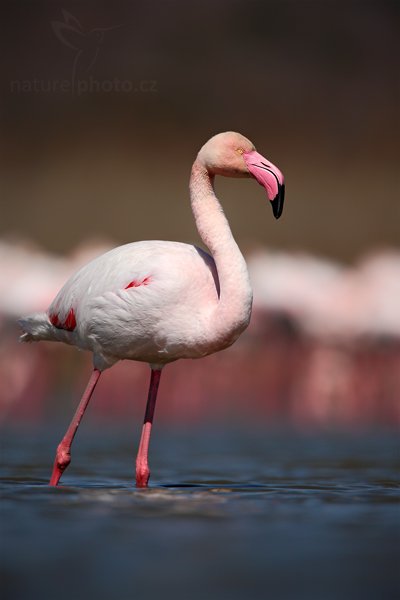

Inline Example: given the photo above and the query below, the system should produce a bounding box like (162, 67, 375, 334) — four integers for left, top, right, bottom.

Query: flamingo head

(197, 131, 285, 219)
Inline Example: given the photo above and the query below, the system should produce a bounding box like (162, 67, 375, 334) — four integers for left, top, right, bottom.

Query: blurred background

(1, 0, 399, 428)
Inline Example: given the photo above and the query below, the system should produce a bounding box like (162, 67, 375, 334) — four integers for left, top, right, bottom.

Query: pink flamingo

(19, 132, 285, 487)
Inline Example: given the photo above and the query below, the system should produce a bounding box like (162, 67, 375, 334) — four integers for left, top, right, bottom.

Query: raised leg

(136, 368, 162, 487)
(49, 368, 101, 486)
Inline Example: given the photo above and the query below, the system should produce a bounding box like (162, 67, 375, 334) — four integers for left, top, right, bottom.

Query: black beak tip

(271, 184, 285, 219)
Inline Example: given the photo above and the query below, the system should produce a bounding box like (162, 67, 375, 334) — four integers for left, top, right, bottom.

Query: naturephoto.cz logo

(10, 9, 157, 96)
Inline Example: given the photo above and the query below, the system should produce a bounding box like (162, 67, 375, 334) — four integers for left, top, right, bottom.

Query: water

(1, 425, 399, 600)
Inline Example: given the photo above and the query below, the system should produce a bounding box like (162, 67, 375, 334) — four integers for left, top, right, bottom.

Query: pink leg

(49, 368, 101, 486)
(136, 368, 162, 488)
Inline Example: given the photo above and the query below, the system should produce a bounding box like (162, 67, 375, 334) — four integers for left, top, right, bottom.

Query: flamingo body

(19, 131, 285, 487)
(22, 241, 234, 369)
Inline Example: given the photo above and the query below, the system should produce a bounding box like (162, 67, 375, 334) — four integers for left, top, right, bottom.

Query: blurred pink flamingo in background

(18, 131, 285, 487)
(248, 249, 400, 340)
(2, 247, 399, 433)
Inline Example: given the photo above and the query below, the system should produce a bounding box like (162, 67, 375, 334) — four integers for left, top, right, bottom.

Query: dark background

(2, 0, 399, 261)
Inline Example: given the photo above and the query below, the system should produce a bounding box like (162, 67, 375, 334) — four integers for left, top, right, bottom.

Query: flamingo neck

(189, 160, 253, 341)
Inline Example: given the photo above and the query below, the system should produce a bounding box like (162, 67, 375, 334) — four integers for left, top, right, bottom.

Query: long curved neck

(189, 160, 253, 339)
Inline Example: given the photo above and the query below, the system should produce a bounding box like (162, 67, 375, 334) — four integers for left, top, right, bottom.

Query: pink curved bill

(243, 150, 285, 219)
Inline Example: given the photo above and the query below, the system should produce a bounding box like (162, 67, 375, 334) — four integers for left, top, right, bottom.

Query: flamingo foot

(135, 464, 150, 488)
(49, 443, 71, 486)
(135, 423, 152, 487)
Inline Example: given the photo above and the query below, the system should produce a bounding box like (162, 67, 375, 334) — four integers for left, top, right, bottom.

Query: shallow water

(1, 425, 399, 600)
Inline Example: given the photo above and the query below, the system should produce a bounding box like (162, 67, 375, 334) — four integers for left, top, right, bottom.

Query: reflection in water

(1, 427, 399, 600)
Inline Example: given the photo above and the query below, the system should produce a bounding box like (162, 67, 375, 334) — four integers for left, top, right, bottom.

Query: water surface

(1, 426, 399, 600)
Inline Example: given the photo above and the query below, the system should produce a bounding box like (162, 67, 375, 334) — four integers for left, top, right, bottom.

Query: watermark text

(10, 77, 158, 95)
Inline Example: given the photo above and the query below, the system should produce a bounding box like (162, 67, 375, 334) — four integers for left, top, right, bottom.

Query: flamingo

(19, 131, 285, 487)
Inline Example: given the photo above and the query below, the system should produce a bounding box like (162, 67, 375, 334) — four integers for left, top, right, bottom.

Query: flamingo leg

(49, 368, 101, 486)
(135, 368, 162, 487)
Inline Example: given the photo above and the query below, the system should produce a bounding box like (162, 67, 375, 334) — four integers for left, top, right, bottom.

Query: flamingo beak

(271, 182, 285, 219)
(243, 150, 285, 219)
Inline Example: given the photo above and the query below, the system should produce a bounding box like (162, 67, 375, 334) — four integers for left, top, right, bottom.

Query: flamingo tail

(18, 313, 56, 342)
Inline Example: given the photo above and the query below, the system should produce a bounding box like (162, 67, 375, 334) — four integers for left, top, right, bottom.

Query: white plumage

(22, 241, 223, 369)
